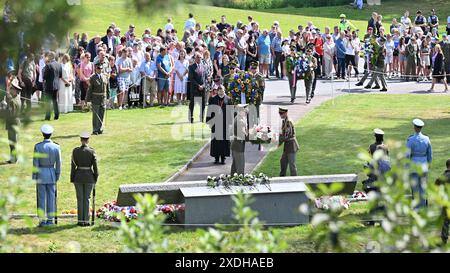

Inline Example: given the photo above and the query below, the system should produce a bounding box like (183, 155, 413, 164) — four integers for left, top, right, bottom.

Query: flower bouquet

(314, 196, 350, 211)
(248, 124, 275, 145)
(156, 204, 186, 223)
(96, 201, 185, 223)
(206, 173, 270, 190)
(96, 201, 139, 222)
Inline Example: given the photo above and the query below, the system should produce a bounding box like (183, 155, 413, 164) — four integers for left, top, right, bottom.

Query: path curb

(165, 141, 211, 183)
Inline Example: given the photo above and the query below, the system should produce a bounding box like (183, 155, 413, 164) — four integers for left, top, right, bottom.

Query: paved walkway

(171, 74, 449, 182)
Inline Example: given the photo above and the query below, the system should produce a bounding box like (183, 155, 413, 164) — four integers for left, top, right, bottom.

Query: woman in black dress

(429, 44, 449, 92)
(245, 35, 258, 71)
(206, 85, 231, 164)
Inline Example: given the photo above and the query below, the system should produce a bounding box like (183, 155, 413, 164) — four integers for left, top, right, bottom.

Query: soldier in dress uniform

(249, 61, 265, 121)
(278, 107, 299, 176)
(70, 131, 99, 226)
(32, 124, 61, 227)
(4, 78, 21, 164)
(230, 104, 248, 175)
(406, 118, 433, 209)
(223, 60, 239, 91)
(86, 62, 109, 135)
(363, 128, 391, 193)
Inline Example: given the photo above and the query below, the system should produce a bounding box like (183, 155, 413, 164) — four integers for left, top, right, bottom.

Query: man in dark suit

(87, 35, 101, 62)
(188, 52, 206, 123)
(43, 51, 61, 120)
(101, 28, 116, 56)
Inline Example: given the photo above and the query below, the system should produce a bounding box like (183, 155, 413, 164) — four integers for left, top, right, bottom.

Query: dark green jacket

(86, 73, 108, 105)
(71, 144, 98, 184)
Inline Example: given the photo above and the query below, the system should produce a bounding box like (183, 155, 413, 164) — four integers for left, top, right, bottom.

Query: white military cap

(373, 128, 384, 135)
(80, 131, 91, 138)
(41, 124, 54, 134)
(412, 118, 425, 127)
(237, 104, 248, 108)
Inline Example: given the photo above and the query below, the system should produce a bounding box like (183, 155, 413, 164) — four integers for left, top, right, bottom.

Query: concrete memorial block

(181, 182, 309, 227)
(117, 181, 207, 206)
(116, 174, 358, 206)
(270, 174, 358, 195)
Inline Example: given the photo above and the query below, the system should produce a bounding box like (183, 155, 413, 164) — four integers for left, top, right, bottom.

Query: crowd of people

(2, 9, 450, 119)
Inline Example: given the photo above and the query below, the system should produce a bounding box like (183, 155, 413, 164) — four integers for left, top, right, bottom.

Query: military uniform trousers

(92, 103, 105, 133)
(7, 127, 18, 163)
(280, 152, 297, 177)
(287, 75, 298, 101)
(358, 62, 379, 86)
(74, 183, 95, 224)
(367, 66, 387, 89)
(231, 141, 245, 175)
(304, 79, 313, 100)
(36, 183, 56, 225)
(410, 171, 428, 209)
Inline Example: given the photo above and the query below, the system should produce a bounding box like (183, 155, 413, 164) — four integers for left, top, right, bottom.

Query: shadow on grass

(53, 134, 79, 140)
(8, 223, 79, 235)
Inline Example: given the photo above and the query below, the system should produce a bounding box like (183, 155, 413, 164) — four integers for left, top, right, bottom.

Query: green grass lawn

(256, 94, 450, 185)
(6, 207, 374, 253)
(0, 106, 209, 214)
(72, 0, 450, 40)
(70, 0, 371, 39)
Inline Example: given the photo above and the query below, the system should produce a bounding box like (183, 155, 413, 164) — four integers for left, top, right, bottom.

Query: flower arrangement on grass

(248, 124, 275, 145)
(96, 201, 185, 222)
(314, 196, 350, 211)
(227, 71, 261, 105)
(206, 173, 270, 189)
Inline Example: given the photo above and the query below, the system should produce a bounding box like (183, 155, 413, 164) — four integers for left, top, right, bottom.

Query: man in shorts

(257, 29, 271, 78)
(156, 47, 172, 106)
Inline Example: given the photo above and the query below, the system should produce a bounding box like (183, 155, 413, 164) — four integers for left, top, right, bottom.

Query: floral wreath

(227, 71, 261, 105)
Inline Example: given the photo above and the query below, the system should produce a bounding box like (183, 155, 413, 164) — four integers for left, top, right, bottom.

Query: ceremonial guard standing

(230, 104, 248, 175)
(206, 85, 232, 165)
(278, 107, 299, 176)
(406, 118, 433, 209)
(71, 132, 99, 226)
(4, 78, 21, 164)
(86, 62, 109, 135)
(33, 124, 61, 227)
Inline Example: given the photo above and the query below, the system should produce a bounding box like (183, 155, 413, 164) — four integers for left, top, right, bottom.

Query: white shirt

(184, 18, 196, 31)
(38, 57, 46, 83)
(165, 23, 174, 31)
(345, 39, 355, 55)
(447, 16, 450, 24)
(385, 40, 395, 54)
